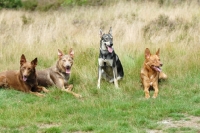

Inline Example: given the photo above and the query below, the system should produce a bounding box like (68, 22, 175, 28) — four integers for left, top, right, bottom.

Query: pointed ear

(156, 48, 160, 56)
(31, 58, 37, 67)
(108, 27, 112, 35)
(58, 49, 63, 59)
(145, 48, 151, 59)
(100, 28, 103, 38)
(69, 48, 74, 59)
(20, 54, 26, 66)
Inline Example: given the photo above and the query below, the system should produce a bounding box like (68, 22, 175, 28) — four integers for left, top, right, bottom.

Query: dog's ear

(100, 28, 103, 38)
(145, 48, 151, 59)
(20, 54, 26, 66)
(108, 27, 112, 35)
(31, 58, 37, 67)
(156, 48, 160, 56)
(69, 48, 74, 59)
(58, 49, 64, 59)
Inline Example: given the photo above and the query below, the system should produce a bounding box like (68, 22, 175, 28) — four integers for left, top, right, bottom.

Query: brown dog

(0, 54, 48, 97)
(37, 48, 82, 98)
(140, 48, 167, 99)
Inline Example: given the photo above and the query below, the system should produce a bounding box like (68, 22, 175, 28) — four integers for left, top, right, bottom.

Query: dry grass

(0, 1, 200, 91)
(0, 1, 200, 72)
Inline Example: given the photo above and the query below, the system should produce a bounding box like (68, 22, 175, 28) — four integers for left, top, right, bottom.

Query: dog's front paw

(109, 79, 114, 83)
(152, 94, 158, 99)
(97, 85, 100, 89)
(66, 84, 73, 91)
(75, 94, 82, 98)
(145, 95, 150, 99)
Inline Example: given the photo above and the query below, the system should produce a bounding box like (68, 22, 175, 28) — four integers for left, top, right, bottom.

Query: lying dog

(97, 27, 124, 88)
(37, 48, 82, 98)
(141, 48, 167, 99)
(0, 54, 48, 97)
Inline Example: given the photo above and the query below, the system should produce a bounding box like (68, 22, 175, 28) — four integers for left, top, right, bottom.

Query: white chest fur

(98, 58, 113, 67)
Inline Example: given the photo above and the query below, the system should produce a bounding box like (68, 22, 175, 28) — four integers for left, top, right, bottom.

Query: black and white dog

(97, 27, 124, 88)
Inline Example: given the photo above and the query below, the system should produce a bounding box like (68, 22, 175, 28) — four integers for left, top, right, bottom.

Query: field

(1, 1, 200, 132)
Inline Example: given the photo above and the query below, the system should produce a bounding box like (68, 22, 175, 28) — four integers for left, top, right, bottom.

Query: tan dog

(0, 54, 48, 97)
(140, 48, 167, 99)
(37, 48, 81, 98)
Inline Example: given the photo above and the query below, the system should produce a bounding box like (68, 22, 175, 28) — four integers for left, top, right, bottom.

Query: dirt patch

(147, 115, 200, 133)
(37, 123, 61, 129)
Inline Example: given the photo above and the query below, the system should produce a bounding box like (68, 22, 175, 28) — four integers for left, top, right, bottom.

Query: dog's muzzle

(65, 66, 71, 74)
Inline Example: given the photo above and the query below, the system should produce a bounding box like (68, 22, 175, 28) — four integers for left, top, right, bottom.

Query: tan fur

(0, 54, 48, 97)
(140, 48, 167, 99)
(37, 48, 82, 98)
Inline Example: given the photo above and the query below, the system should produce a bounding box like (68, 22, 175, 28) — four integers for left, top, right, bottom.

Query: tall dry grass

(0, 1, 200, 76)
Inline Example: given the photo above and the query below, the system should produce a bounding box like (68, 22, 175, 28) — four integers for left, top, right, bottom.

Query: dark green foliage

(22, 0, 37, 11)
(1, 0, 200, 10)
(0, 0, 22, 9)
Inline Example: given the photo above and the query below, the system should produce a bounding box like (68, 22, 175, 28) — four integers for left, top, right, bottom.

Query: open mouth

(152, 66, 162, 72)
(23, 75, 28, 81)
(66, 66, 71, 74)
(106, 46, 113, 53)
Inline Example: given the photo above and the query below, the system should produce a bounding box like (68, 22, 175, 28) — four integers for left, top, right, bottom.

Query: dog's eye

(62, 59, 66, 62)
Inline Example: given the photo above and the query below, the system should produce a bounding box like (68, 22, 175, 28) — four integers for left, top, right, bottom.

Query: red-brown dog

(0, 54, 48, 96)
(140, 48, 167, 99)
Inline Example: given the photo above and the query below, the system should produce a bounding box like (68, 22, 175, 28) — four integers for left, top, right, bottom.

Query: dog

(0, 54, 48, 97)
(97, 27, 124, 88)
(37, 48, 82, 98)
(140, 48, 167, 99)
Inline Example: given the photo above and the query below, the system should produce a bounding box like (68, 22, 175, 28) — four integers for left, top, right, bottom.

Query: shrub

(0, 0, 22, 9)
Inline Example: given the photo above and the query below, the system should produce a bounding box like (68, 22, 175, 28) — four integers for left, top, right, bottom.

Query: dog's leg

(152, 82, 159, 98)
(29, 91, 45, 97)
(144, 86, 150, 99)
(142, 78, 150, 99)
(0, 76, 8, 87)
(97, 66, 102, 89)
(113, 67, 119, 88)
(61, 86, 82, 98)
(38, 86, 49, 93)
(159, 72, 167, 80)
(65, 84, 73, 91)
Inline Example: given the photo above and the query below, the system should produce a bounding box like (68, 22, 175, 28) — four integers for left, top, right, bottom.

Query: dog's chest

(61, 73, 70, 82)
(98, 58, 113, 67)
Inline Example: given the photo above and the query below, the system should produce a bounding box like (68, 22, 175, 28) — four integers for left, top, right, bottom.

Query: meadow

(0, 1, 200, 132)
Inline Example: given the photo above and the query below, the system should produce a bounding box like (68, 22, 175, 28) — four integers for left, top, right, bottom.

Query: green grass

(1, 47, 200, 132)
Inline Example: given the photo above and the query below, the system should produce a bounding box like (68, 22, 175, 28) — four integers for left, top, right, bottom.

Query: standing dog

(0, 54, 48, 97)
(140, 48, 167, 99)
(37, 48, 81, 98)
(97, 27, 124, 88)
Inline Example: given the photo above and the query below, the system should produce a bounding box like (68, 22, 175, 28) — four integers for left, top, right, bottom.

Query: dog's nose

(160, 63, 163, 67)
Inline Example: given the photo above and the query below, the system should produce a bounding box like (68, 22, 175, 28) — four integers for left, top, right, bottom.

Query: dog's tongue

(66, 69, 71, 74)
(23, 76, 27, 81)
(107, 46, 113, 53)
(154, 66, 162, 72)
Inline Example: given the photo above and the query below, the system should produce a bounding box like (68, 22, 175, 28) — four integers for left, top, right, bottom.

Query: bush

(142, 14, 193, 40)
(0, 0, 22, 9)
(22, 0, 37, 11)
